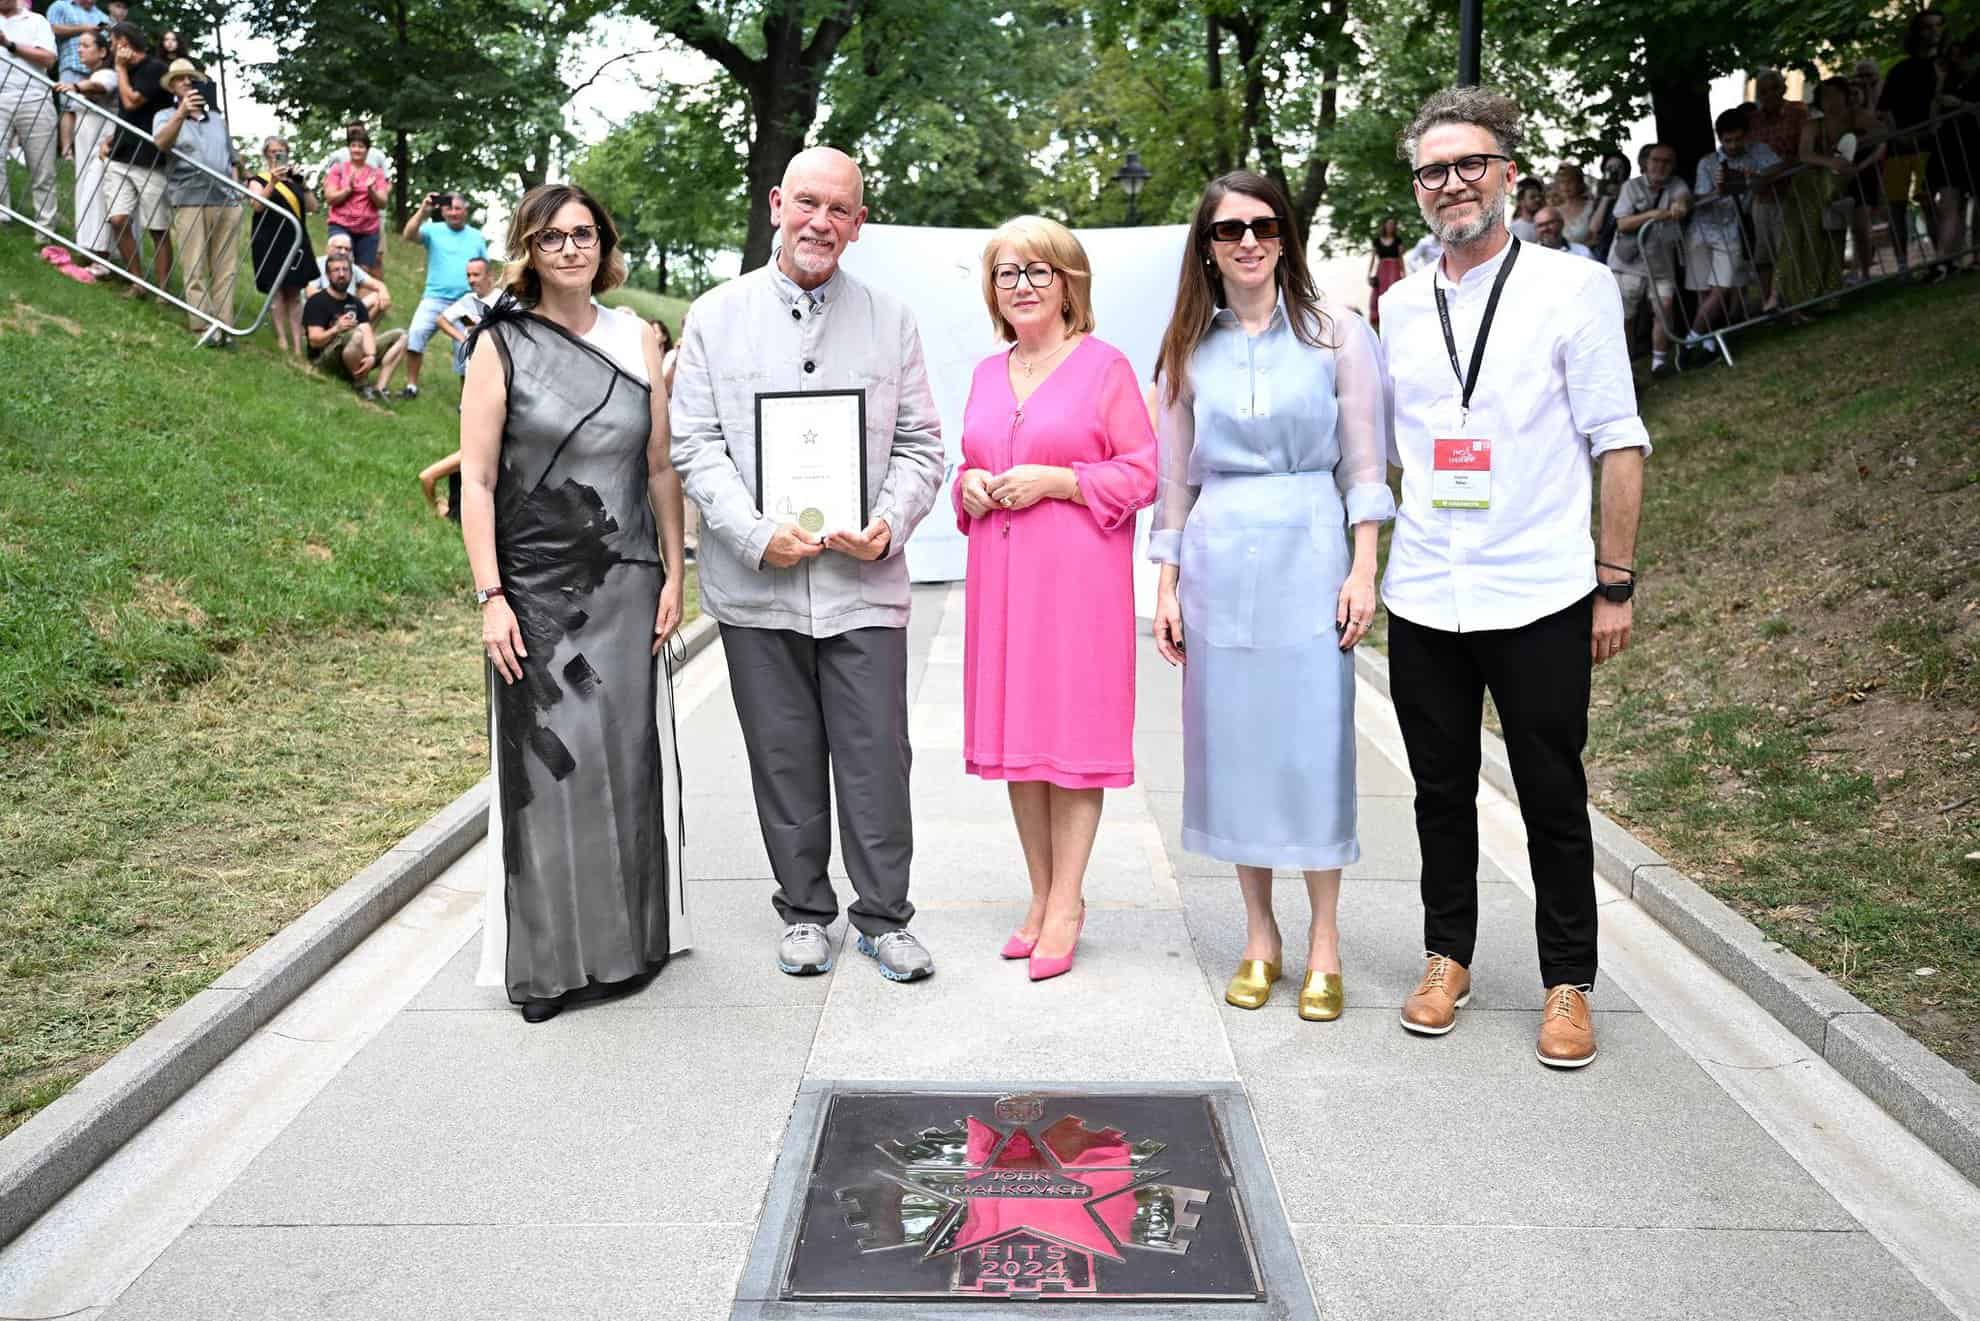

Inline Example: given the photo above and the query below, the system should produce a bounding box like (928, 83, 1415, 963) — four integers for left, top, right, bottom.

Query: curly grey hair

(1397, 86, 1526, 166)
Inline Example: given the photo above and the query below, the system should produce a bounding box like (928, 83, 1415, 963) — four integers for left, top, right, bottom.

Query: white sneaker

(777, 923, 832, 976)
(856, 929, 934, 982)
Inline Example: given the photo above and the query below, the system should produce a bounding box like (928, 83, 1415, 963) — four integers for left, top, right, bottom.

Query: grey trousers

(720, 624, 915, 936)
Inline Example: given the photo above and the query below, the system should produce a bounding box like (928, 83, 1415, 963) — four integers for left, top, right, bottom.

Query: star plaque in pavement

(783, 1091, 1265, 1301)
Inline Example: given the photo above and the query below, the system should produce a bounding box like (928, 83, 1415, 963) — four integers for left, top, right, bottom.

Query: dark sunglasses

(1206, 217, 1285, 243)
(1411, 153, 1513, 190)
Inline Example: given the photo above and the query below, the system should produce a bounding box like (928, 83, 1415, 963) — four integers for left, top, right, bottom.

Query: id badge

(1431, 437, 1492, 509)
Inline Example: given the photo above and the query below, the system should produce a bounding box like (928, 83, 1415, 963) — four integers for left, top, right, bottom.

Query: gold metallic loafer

(1298, 971, 1344, 1022)
(1225, 960, 1281, 1010)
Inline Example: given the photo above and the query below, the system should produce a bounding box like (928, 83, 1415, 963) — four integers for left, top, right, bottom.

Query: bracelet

(1595, 559, 1635, 577)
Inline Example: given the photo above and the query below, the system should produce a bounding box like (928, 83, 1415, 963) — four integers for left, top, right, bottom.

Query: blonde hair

(980, 216, 1095, 343)
(502, 183, 627, 305)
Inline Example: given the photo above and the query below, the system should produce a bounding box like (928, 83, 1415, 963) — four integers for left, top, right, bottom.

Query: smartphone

(270, 149, 290, 166)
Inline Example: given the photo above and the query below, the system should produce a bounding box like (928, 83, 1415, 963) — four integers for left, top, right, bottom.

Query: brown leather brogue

(1536, 984, 1597, 1068)
(1400, 953, 1471, 1035)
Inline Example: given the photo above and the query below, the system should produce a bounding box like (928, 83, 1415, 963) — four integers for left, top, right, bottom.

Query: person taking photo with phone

(151, 57, 241, 343)
(397, 189, 487, 401)
(247, 135, 320, 357)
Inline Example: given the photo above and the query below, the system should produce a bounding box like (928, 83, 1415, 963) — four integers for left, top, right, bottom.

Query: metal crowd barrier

(0, 52, 300, 344)
(1633, 103, 1979, 371)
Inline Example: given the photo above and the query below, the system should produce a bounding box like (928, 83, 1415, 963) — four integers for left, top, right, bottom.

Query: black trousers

(721, 623, 915, 938)
(1387, 594, 1598, 988)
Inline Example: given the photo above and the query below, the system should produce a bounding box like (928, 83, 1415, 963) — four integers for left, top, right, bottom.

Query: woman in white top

(54, 29, 117, 262)
(458, 183, 690, 1023)
(1549, 163, 1611, 250)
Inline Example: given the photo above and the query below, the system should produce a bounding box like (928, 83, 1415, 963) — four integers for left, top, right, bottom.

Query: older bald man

(671, 147, 945, 984)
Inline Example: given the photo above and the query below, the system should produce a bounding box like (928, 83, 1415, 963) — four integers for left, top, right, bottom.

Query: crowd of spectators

(3, 8, 505, 399)
(1379, 7, 1979, 378)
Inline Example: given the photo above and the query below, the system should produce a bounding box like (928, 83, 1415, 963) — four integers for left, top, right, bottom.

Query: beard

(784, 235, 840, 278)
(1420, 181, 1508, 247)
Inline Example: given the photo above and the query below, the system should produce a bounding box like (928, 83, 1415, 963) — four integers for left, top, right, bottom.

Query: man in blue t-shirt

(395, 190, 487, 400)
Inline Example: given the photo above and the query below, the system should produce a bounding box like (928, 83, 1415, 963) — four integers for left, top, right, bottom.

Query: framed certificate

(754, 389, 870, 536)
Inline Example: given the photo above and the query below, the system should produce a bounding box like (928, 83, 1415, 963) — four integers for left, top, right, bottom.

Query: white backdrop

(838, 222, 1190, 616)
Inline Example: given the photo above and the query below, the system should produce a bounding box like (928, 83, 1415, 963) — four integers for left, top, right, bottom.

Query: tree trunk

(741, 95, 807, 272)
(1206, 14, 1233, 175)
(1650, 69, 1715, 195)
(665, 0, 866, 273)
(393, 128, 412, 228)
(656, 245, 669, 295)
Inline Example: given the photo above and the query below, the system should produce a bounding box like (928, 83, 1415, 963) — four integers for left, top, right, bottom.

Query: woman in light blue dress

(1149, 171, 1394, 1023)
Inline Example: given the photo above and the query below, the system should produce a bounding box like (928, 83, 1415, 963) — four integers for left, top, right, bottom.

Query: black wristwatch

(1594, 560, 1635, 604)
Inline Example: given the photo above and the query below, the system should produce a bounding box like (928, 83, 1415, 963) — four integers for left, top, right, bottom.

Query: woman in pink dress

(955, 216, 1158, 982)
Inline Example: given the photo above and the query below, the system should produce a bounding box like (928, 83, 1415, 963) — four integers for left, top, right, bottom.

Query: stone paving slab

(104, 1224, 754, 1321)
(1292, 1224, 1954, 1321)
(802, 904, 1236, 1084)
(1238, 1009, 1857, 1231)
(200, 1006, 818, 1228)
(1176, 873, 1645, 1012)
(409, 881, 833, 1012)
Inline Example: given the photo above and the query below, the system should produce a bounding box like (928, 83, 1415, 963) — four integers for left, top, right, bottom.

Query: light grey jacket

(669, 263, 945, 637)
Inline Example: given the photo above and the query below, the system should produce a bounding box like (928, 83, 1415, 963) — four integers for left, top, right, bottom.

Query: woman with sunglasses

(954, 215, 1158, 981)
(1149, 172, 1393, 1022)
(459, 183, 691, 1023)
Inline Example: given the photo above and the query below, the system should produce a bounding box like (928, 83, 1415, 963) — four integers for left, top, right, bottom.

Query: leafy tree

(245, 0, 636, 221)
(571, 83, 746, 294)
(1013, 1, 1361, 241)
(627, 0, 871, 270)
(1505, 0, 1897, 182)
(1318, 0, 1600, 256)
(821, 0, 1074, 228)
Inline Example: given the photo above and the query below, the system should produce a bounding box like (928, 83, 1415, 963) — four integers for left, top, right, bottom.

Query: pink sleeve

(1072, 355, 1159, 531)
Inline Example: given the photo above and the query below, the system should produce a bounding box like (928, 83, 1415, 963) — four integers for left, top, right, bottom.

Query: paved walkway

(4, 585, 1978, 1320)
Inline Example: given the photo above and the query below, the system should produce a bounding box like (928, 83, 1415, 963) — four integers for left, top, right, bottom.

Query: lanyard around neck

(1432, 236, 1520, 424)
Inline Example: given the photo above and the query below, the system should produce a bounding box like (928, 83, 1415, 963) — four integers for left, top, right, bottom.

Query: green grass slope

(0, 220, 473, 738)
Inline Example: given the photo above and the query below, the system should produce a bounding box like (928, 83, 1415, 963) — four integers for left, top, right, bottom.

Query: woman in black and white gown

(458, 183, 691, 1022)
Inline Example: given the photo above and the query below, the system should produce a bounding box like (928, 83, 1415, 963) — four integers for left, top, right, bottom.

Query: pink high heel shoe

(999, 929, 1039, 959)
(1027, 908, 1086, 982)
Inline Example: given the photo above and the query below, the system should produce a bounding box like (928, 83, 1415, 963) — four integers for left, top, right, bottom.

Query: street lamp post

(1111, 151, 1151, 226)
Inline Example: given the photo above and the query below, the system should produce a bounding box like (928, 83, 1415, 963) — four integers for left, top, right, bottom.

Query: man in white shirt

(436, 255, 503, 374)
(0, 0, 60, 231)
(1380, 85, 1649, 1069)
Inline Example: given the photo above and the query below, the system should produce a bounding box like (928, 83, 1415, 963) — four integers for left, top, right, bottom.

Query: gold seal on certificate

(755, 389, 869, 537)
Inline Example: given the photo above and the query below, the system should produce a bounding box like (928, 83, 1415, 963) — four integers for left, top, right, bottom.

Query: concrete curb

(0, 613, 723, 1249)
(1353, 645, 1980, 1187)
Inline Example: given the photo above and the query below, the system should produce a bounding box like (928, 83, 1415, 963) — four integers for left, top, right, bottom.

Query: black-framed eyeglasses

(1410, 153, 1513, 190)
(533, 224, 599, 253)
(1206, 216, 1284, 243)
(992, 261, 1057, 290)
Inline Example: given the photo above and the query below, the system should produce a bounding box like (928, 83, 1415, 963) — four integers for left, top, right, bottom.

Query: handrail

(0, 53, 303, 342)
